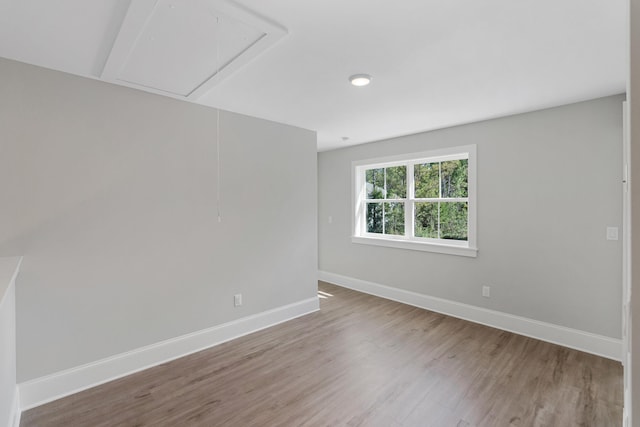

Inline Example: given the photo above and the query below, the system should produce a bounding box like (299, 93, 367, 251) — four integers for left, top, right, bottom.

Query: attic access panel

(101, 0, 286, 99)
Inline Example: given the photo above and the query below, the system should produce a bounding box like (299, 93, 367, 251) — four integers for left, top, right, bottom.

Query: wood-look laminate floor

(22, 282, 622, 427)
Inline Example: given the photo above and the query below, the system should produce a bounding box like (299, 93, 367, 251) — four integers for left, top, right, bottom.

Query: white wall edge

(10, 386, 20, 427)
(18, 296, 319, 411)
(10, 257, 22, 289)
(318, 270, 622, 362)
(0, 256, 22, 309)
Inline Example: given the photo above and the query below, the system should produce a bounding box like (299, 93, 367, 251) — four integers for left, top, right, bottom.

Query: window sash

(362, 201, 469, 242)
(362, 160, 469, 241)
(352, 145, 477, 257)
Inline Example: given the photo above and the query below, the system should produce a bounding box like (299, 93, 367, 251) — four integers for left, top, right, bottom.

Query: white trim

(351, 236, 478, 257)
(19, 297, 319, 411)
(318, 271, 622, 361)
(351, 146, 475, 168)
(352, 145, 477, 256)
(10, 387, 20, 427)
(1, 258, 21, 427)
(622, 99, 631, 427)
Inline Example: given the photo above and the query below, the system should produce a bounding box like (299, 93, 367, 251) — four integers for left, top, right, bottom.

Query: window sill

(351, 236, 478, 258)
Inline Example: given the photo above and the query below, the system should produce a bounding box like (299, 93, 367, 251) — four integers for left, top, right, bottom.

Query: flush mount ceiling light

(349, 74, 371, 87)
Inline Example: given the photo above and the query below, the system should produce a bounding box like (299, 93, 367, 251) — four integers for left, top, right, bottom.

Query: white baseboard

(19, 297, 319, 411)
(318, 271, 621, 361)
(10, 386, 20, 427)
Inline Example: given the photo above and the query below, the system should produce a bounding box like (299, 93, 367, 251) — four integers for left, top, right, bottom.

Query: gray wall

(319, 95, 623, 339)
(0, 58, 318, 382)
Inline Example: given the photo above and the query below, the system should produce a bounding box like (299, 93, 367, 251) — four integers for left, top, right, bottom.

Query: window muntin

(353, 146, 477, 257)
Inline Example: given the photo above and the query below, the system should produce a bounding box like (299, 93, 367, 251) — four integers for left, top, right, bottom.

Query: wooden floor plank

(21, 282, 622, 426)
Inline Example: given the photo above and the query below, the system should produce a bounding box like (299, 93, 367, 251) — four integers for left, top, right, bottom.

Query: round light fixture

(349, 74, 372, 87)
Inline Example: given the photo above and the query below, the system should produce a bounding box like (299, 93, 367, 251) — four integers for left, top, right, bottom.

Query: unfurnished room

(2, 0, 640, 426)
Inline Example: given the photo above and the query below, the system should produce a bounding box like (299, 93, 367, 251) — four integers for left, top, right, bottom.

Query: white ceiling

(0, 0, 627, 151)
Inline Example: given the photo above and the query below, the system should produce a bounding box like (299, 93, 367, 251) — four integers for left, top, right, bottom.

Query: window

(352, 145, 477, 257)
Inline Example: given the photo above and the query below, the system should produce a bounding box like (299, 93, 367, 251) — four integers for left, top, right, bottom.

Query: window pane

(366, 202, 383, 233)
(414, 163, 440, 198)
(384, 202, 405, 236)
(441, 159, 468, 198)
(366, 168, 384, 199)
(440, 202, 468, 240)
(414, 202, 438, 238)
(385, 166, 406, 199)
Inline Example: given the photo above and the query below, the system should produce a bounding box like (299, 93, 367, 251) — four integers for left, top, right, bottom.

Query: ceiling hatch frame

(101, 0, 287, 100)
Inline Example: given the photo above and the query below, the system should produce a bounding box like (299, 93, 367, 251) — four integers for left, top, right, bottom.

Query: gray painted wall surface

(319, 95, 623, 339)
(0, 58, 318, 382)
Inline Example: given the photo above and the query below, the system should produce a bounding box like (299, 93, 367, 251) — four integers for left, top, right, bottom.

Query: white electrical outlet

(234, 294, 242, 307)
(606, 227, 619, 241)
(482, 286, 490, 298)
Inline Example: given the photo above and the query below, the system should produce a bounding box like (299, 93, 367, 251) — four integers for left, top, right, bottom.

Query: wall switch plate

(482, 286, 490, 298)
(234, 294, 242, 307)
(606, 227, 619, 241)
(328, 216, 333, 224)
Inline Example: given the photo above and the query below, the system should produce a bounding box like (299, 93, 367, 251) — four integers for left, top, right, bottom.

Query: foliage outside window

(352, 146, 477, 257)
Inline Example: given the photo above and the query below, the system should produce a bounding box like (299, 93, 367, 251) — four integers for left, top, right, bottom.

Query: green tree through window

(354, 146, 476, 256)
(364, 158, 468, 241)
(365, 166, 406, 235)
(414, 159, 468, 240)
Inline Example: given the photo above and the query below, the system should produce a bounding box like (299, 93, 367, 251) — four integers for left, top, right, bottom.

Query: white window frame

(352, 145, 477, 257)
